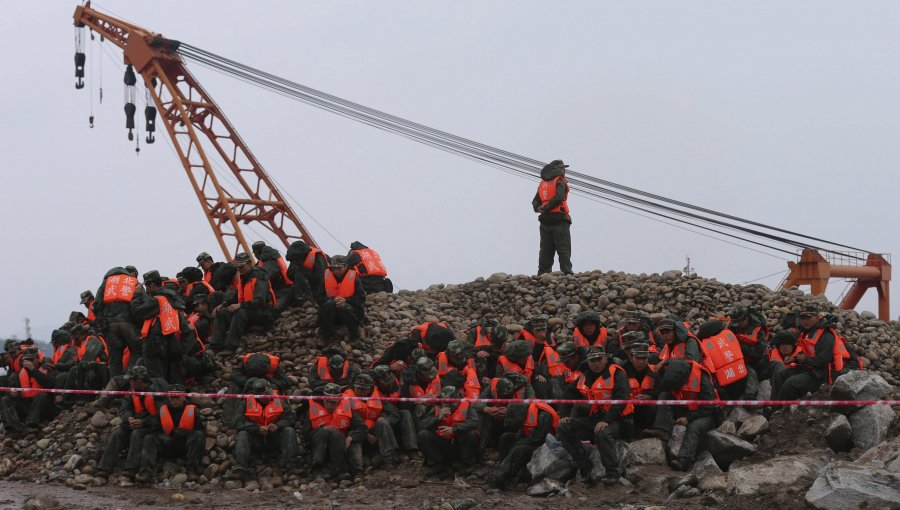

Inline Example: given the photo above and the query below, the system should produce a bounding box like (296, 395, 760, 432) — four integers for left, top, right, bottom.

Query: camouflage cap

(621, 330, 646, 346)
(529, 315, 549, 330)
(79, 290, 94, 304)
(622, 310, 642, 323)
(251, 241, 266, 252)
(556, 341, 577, 359)
(142, 270, 162, 284)
(168, 384, 187, 394)
(772, 330, 798, 346)
(124, 266, 138, 277)
(372, 365, 394, 382)
(21, 348, 39, 360)
(234, 252, 252, 268)
(244, 377, 272, 394)
(409, 348, 427, 361)
(4, 339, 19, 352)
(68, 311, 87, 324)
(549, 159, 569, 168)
(192, 293, 209, 305)
(60, 321, 77, 332)
(196, 251, 213, 264)
(798, 304, 820, 316)
(124, 365, 151, 382)
(439, 385, 462, 399)
(353, 373, 375, 387)
(585, 345, 607, 360)
(629, 343, 651, 358)
(728, 304, 750, 321)
(656, 317, 678, 330)
(416, 357, 438, 379)
(503, 373, 528, 390)
(494, 377, 516, 398)
(445, 340, 466, 357)
(330, 255, 348, 267)
(504, 340, 531, 359)
(322, 383, 342, 397)
(328, 354, 346, 369)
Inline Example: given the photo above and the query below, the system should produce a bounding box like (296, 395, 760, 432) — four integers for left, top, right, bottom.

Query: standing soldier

(230, 378, 299, 480)
(209, 252, 276, 354)
(533, 159, 572, 275)
(346, 241, 393, 293)
(137, 385, 205, 482)
(94, 267, 143, 377)
(557, 345, 633, 486)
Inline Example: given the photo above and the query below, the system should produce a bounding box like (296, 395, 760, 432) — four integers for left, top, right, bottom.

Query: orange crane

(73, 2, 317, 261)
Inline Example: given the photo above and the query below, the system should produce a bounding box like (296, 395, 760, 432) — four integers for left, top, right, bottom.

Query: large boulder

(727, 455, 821, 495)
(527, 435, 574, 481)
(830, 371, 893, 402)
(855, 436, 900, 472)
(627, 438, 666, 465)
(848, 405, 895, 450)
(690, 451, 723, 480)
(805, 461, 900, 510)
(667, 424, 686, 459)
(737, 415, 769, 440)
(824, 414, 852, 453)
(704, 431, 757, 469)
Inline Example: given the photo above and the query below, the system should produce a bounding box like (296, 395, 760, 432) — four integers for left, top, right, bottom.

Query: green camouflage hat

(504, 340, 531, 359)
(556, 341, 577, 359)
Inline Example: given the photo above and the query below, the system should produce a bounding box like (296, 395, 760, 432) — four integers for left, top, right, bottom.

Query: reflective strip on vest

(245, 397, 284, 427)
(344, 388, 383, 429)
(436, 402, 470, 439)
(498, 355, 534, 381)
(76, 335, 109, 364)
(160, 404, 196, 435)
(243, 353, 279, 378)
(309, 400, 352, 433)
(537, 176, 569, 214)
(573, 327, 607, 348)
(523, 402, 560, 436)
(672, 361, 719, 411)
(102, 274, 139, 304)
(473, 325, 492, 347)
(324, 270, 357, 298)
(18, 368, 44, 398)
(316, 357, 349, 381)
(699, 330, 748, 386)
(236, 273, 277, 305)
(583, 365, 634, 417)
(352, 248, 387, 277)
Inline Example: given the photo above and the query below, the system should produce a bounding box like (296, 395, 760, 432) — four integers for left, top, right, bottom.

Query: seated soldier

(621, 342, 659, 436)
(97, 366, 169, 480)
(136, 384, 205, 482)
(571, 310, 609, 347)
(402, 357, 443, 419)
(48, 329, 79, 390)
(68, 323, 111, 392)
(371, 336, 420, 375)
(656, 359, 721, 471)
(469, 320, 509, 385)
(223, 352, 291, 425)
(230, 378, 298, 480)
(763, 330, 798, 381)
(186, 294, 214, 343)
(343, 373, 401, 468)
(437, 340, 480, 398)
(209, 253, 276, 353)
(473, 375, 523, 450)
(725, 304, 770, 398)
(656, 316, 702, 363)
(549, 342, 585, 417)
(317, 255, 366, 344)
(496, 340, 534, 383)
(284, 240, 329, 308)
(180, 266, 215, 314)
(696, 320, 750, 399)
(305, 383, 366, 480)
(346, 241, 393, 294)
(613, 311, 656, 360)
(518, 315, 557, 347)
(309, 347, 358, 394)
(372, 365, 418, 453)
(409, 322, 456, 356)
(490, 401, 559, 489)
(417, 386, 481, 479)
(558, 345, 633, 486)
(0, 348, 56, 435)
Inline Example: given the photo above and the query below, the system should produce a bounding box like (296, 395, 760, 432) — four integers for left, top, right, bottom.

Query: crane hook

(74, 51, 86, 89)
(89, 115, 94, 128)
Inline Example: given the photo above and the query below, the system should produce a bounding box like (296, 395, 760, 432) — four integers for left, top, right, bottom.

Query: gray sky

(1, 1, 898, 342)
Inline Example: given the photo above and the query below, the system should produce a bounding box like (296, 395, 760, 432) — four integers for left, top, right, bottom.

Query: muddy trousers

(310, 428, 352, 474)
(675, 416, 716, 468)
(398, 410, 419, 451)
(557, 417, 625, 478)
(495, 432, 542, 484)
(140, 431, 204, 472)
(105, 321, 141, 377)
(210, 307, 273, 350)
(317, 302, 362, 341)
(99, 426, 149, 472)
(537, 222, 573, 275)
(417, 430, 478, 467)
(234, 427, 298, 469)
(0, 394, 55, 431)
(479, 414, 505, 450)
(772, 367, 826, 400)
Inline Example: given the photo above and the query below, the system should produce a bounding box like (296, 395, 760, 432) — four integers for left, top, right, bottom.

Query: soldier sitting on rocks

(655, 359, 721, 471)
(316, 255, 366, 345)
(0, 348, 57, 435)
(763, 330, 798, 380)
(409, 321, 456, 356)
(571, 310, 609, 347)
(468, 319, 509, 384)
(496, 340, 534, 383)
(417, 386, 481, 479)
(489, 401, 560, 489)
(230, 378, 298, 480)
(656, 316, 702, 364)
(437, 341, 481, 398)
(621, 342, 659, 436)
(136, 384, 205, 483)
(371, 336, 421, 376)
(304, 382, 366, 480)
(371, 365, 418, 453)
(97, 366, 169, 481)
(223, 352, 291, 426)
(309, 347, 358, 394)
(342, 373, 401, 469)
(613, 311, 656, 360)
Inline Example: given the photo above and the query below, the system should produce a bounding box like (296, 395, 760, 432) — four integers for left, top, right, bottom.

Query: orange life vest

(274, 257, 293, 285)
(671, 361, 719, 411)
(323, 269, 357, 298)
(436, 352, 476, 376)
(343, 388, 384, 429)
(539, 346, 570, 377)
(351, 248, 387, 277)
(132, 393, 158, 416)
(537, 175, 569, 214)
(573, 327, 607, 348)
(141, 295, 182, 339)
(245, 396, 285, 427)
(472, 325, 493, 348)
(18, 368, 46, 398)
(303, 248, 325, 271)
(451, 366, 482, 399)
(409, 376, 442, 398)
(235, 273, 277, 305)
(497, 355, 534, 381)
(309, 400, 353, 433)
(581, 364, 634, 417)
(769, 348, 785, 364)
(85, 301, 96, 322)
(202, 270, 213, 284)
(522, 402, 560, 436)
(698, 330, 748, 387)
(315, 356, 349, 381)
(659, 342, 686, 361)
(627, 366, 656, 399)
(436, 402, 471, 439)
(518, 329, 556, 348)
(77, 335, 109, 363)
(102, 274, 139, 304)
(411, 322, 447, 341)
(51, 344, 77, 364)
(732, 324, 768, 346)
(489, 378, 524, 403)
(243, 353, 280, 378)
(796, 327, 859, 382)
(159, 404, 197, 435)
(183, 280, 215, 297)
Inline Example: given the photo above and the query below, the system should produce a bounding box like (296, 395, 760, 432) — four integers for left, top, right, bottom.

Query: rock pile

(0, 268, 898, 504)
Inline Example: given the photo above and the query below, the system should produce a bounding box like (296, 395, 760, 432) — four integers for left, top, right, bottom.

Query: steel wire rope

(179, 44, 870, 256)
